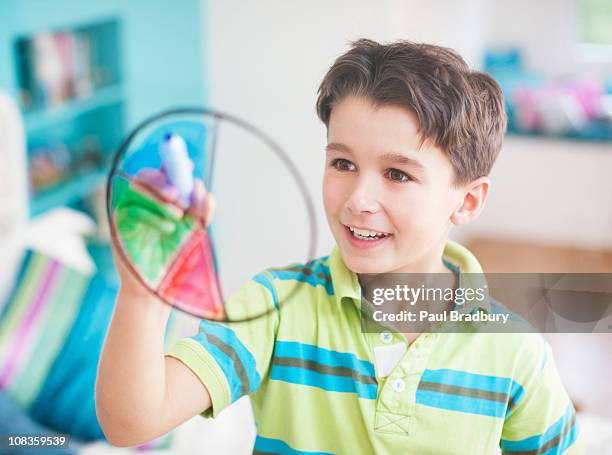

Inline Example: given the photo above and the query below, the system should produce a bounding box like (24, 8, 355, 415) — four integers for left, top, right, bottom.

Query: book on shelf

(17, 29, 95, 111)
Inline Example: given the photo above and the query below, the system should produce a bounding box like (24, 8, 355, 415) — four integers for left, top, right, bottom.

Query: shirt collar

(328, 240, 491, 314)
(329, 245, 362, 306)
(442, 240, 491, 315)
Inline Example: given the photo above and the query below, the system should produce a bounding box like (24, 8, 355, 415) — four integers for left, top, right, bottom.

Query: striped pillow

(0, 245, 178, 449)
(0, 250, 90, 405)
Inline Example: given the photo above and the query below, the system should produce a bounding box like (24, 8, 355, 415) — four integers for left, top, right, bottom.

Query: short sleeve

(500, 337, 585, 454)
(165, 271, 279, 418)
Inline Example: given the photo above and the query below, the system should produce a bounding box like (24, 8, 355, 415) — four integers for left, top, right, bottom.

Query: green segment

(113, 178, 195, 286)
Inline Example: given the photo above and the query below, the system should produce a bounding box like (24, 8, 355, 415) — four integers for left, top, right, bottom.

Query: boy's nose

(345, 181, 380, 214)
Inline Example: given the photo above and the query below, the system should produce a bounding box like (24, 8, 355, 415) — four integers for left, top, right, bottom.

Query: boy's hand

(111, 169, 215, 299)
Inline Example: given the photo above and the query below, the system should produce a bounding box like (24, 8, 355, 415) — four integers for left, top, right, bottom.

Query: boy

(96, 39, 583, 454)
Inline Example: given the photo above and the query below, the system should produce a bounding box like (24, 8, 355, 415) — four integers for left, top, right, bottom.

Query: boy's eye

(331, 158, 356, 172)
(386, 168, 411, 182)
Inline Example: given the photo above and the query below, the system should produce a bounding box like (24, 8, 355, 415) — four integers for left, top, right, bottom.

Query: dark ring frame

(106, 107, 318, 322)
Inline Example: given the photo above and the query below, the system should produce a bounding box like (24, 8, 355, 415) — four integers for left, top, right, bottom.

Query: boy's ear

(450, 176, 490, 226)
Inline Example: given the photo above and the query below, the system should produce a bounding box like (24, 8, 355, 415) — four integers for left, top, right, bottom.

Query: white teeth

(348, 226, 388, 240)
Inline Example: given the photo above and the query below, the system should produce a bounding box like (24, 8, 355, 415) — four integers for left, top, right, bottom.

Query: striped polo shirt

(166, 240, 584, 454)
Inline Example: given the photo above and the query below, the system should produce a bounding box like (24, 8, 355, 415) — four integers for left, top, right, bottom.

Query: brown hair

(316, 39, 507, 185)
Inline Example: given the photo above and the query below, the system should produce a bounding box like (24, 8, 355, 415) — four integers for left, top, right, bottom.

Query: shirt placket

(371, 331, 437, 437)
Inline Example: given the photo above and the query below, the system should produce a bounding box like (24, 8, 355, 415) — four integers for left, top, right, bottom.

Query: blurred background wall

(203, 0, 612, 260)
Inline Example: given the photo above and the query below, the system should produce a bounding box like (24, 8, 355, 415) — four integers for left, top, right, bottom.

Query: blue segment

(270, 366, 377, 400)
(268, 258, 334, 296)
(122, 120, 208, 181)
(501, 404, 576, 452)
(416, 390, 506, 418)
(254, 436, 333, 455)
(252, 273, 279, 309)
(192, 320, 262, 402)
(274, 341, 375, 378)
(421, 368, 524, 397)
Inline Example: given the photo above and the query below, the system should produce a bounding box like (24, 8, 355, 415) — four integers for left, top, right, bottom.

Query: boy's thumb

(203, 193, 216, 227)
(190, 179, 215, 227)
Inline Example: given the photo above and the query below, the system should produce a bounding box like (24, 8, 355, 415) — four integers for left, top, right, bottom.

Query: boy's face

(323, 96, 465, 274)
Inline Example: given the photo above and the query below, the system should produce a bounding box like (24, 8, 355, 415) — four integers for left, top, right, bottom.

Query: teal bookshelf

(24, 84, 123, 134)
(0, 0, 206, 218)
(31, 169, 108, 216)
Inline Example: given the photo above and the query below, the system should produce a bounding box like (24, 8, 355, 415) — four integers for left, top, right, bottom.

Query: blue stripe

(540, 341, 550, 370)
(191, 332, 243, 403)
(254, 436, 333, 454)
(252, 273, 279, 309)
(508, 381, 525, 412)
(424, 368, 525, 410)
(416, 389, 506, 418)
(542, 421, 578, 455)
(199, 321, 260, 381)
(501, 404, 576, 452)
(274, 341, 375, 378)
(421, 368, 522, 396)
(267, 258, 334, 295)
(192, 321, 261, 402)
(419, 369, 525, 417)
(270, 365, 377, 400)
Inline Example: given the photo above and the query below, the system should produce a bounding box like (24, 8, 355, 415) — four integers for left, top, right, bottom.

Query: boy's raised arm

(96, 174, 214, 447)
(95, 276, 212, 447)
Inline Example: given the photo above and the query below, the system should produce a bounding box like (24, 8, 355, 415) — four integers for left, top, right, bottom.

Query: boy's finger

(191, 179, 207, 207)
(136, 168, 167, 188)
(132, 177, 180, 207)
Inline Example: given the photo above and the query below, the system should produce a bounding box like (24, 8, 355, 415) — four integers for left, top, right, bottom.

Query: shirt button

(392, 378, 406, 393)
(380, 332, 393, 344)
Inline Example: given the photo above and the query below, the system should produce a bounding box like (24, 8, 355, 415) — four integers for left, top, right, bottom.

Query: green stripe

(0, 254, 48, 368)
(13, 268, 87, 405)
(9, 261, 64, 401)
(272, 356, 377, 385)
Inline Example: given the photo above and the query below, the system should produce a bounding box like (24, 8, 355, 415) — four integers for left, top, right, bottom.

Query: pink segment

(158, 230, 225, 319)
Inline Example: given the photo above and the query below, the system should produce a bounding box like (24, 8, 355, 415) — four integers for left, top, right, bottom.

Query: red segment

(158, 230, 225, 319)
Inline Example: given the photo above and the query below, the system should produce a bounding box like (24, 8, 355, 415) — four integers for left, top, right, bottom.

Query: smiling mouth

(345, 224, 391, 240)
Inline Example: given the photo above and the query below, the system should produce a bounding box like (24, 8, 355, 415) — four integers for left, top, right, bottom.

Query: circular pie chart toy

(106, 107, 317, 322)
